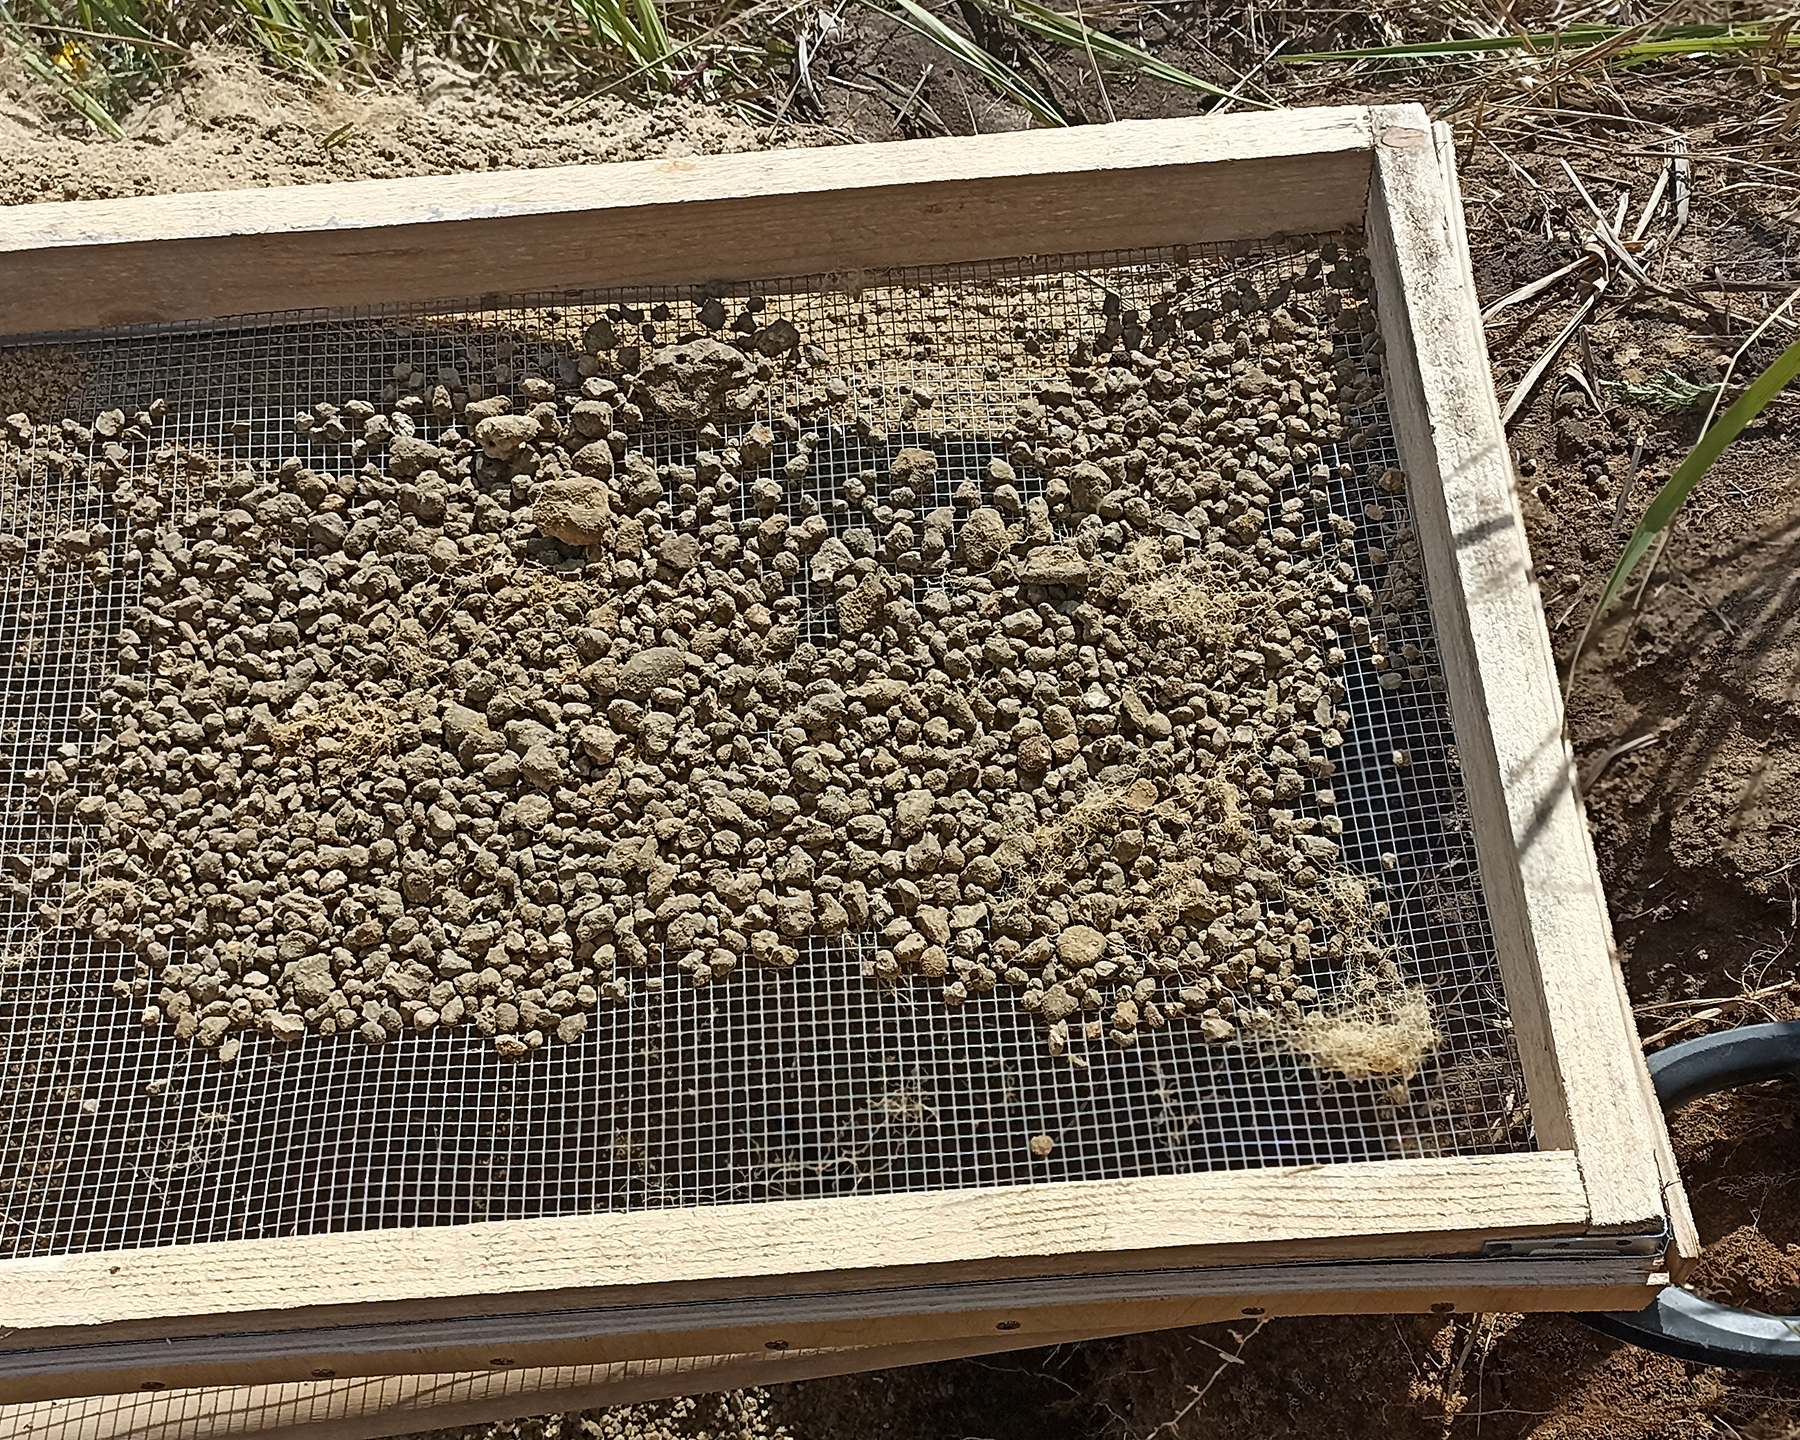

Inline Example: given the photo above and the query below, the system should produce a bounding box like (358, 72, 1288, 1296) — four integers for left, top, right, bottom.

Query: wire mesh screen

(0, 237, 1530, 1260)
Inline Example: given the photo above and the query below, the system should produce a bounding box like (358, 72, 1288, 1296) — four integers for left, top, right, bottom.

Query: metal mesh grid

(0, 238, 1530, 1260)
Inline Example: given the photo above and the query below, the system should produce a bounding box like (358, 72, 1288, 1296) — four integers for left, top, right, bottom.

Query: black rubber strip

(1576, 1019, 1800, 1371)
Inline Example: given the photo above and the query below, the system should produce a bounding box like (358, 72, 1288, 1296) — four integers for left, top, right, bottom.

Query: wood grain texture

(1, 1340, 1111, 1440)
(0, 1273, 1661, 1407)
(0, 1254, 1659, 1402)
(0, 1152, 1589, 1340)
(1363, 106, 1675, 1233)
(0, 109, 1374, 334)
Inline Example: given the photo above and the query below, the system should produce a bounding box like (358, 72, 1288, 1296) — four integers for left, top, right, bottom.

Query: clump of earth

(5, 245, 1417, 1067)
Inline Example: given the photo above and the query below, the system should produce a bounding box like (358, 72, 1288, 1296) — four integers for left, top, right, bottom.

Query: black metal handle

(1578, 1019, 1800, 1371)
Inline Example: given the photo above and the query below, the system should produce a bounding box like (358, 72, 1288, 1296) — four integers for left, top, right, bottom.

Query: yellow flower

(51, 39, 92, 77)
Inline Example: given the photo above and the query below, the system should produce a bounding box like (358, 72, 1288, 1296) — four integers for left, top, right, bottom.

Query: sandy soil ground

(0, 48, 764, 205)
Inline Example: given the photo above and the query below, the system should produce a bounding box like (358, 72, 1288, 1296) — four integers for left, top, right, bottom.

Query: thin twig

(883, 64, 939, 135)
(1629, 152, 1673, 243)
(1667, 133, 1692, 251)
(1610, 433, 1644, 531)
(1069, 0, 1116, 124)
(1482, 253, 1599, 325)
(1206, 36, 1288, 112)
(1636, 979, 1800, 1016)
(1148, 1321, 1268, 1437)
(1577, 731, 1660, 792)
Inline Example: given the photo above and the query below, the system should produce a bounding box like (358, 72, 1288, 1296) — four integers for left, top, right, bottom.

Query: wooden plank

(0, 1254, 1659, 1402)
(0, 1274, 1663, 1404)
(1414, 113, 1691, 1271)
(0, 1338, 1118, 1440)
(1362, 106, 1675, 1234)
(0, 1152, 1590, 1343)
(0, 1266, 1663, 1439)
(0, 109, 1375, 335)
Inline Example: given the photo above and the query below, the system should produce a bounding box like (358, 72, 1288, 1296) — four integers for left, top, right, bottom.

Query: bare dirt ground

(0, 47, 764, 205)
(4, 31, 1800, 1440)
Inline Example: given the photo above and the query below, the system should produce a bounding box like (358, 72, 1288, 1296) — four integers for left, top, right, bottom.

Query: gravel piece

(1056, 927, 1108, 968)
(533, 476, 615, 545)
(1016, 545, 1089, 587)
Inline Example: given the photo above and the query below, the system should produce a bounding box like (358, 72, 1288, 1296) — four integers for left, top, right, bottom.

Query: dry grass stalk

(1006, 768, 1255, 932)
(1131, 775, 1246, 930)
(0, 933, 45, 998)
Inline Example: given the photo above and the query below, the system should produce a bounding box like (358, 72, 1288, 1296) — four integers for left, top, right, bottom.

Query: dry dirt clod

(638, 338, 752, 421)
(533, 476, 615, 546)
(956, 507, 1011, 571)
(475, 413, 539, 460)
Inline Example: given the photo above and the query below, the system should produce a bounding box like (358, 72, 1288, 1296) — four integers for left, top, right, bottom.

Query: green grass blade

(1573, 334, 1800, 689)
(878, 0, 1067, 125)
(5, 30, 125, 137)
(570, 0, 676, 88)
(632, 0, 674, 84)
(224, 0, 336, 75)
(1612, 32, 1790, 59)
(1278, 28, 1615, 61)
(970, 0, 1269, 107)
(10, 18, 185, 55)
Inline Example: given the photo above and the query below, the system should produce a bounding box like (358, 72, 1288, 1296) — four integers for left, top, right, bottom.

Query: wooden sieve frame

(0, 104, 1692, 1412)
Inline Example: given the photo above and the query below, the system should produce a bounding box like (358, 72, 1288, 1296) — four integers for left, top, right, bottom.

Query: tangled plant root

(1131, 776, 1244, 931)
(1279, 869, 1440, 1082)
(1286, 983, 1439, 1082)
(497, 568, 598, 614)
(271, 699, 397, 764)
(1139, 856, 1209, 931)
(65, 877, 148, 920)
(1003, 775, 1158, 903)
(1006, 769, 1254, 939)
(1121, 539, 1269, 650)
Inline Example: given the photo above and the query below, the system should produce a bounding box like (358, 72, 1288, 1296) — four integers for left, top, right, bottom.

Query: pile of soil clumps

(8, 250, 1419, 1069)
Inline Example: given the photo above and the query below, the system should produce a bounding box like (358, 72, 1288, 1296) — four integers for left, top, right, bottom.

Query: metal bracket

(1483, 1230, 1669, 1261)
